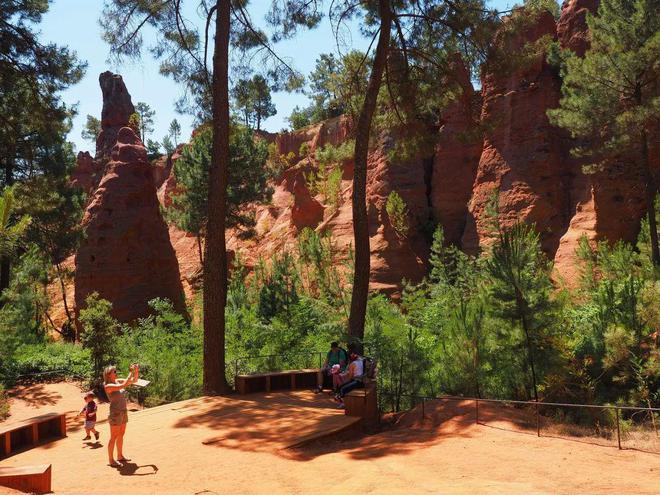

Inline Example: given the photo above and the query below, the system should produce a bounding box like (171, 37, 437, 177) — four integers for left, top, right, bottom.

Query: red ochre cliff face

(60, 0, 656, 329)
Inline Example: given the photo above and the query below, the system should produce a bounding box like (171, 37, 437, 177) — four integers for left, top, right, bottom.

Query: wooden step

(0, 464, 52, 494)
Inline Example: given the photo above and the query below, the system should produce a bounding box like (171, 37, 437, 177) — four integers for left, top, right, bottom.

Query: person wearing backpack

(315, 342, 348, 393)
(334, 349, 364, 408)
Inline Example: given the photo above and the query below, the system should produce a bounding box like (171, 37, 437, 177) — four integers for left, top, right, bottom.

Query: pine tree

(231, 75, 276, 130)
(486, 223, 556, 402)
(166, 124, 272, 265)
(0, 0, 85, 293)
(135, 102, 156, 143)
(14, 178, 85, 337)
(101, 0, 322, 395)
(548, 0, 660, 266)
(168, 119, 182, 146)
(81, 115, 101, 146)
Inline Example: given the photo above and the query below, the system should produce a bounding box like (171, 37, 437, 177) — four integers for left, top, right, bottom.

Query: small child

(79, 391, 99, 441)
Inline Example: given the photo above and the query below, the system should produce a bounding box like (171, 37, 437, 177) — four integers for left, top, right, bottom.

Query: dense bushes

(115, 299, 202, 406)
(1, 202, 657, 417)
(9, 342, 91, 379)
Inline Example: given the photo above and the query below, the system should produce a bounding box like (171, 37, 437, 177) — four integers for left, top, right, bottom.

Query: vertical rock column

(462, 11, 567, 256)
(75, 73, 186, 327)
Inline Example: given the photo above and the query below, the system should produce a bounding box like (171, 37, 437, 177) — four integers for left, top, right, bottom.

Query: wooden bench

(0, 464, 52, 494)
(344, 382, 378, 422)
(0, 412, 67, 459)
(235, 369, 321, 394)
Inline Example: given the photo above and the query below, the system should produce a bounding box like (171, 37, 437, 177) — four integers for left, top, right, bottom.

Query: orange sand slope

(1, 390, 659, 495)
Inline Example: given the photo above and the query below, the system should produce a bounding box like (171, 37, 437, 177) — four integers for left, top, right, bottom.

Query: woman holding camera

(103, 364, 139, 467)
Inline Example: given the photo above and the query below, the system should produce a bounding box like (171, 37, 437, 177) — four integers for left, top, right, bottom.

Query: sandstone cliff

(53, 1, 657, 327)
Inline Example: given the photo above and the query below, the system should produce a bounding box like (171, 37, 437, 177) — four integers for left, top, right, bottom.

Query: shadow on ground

(8, 383, 62, 408)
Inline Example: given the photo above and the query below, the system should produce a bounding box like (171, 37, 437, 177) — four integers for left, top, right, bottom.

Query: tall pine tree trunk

(641, 130, 659, 266)
(348, 0, 391, 353)
(518, 292, 539, 403)
(203, 0, 231, 395)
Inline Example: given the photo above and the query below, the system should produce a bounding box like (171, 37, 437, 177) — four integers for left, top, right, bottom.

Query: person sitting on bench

(315, 341, 348, 393)
(334, 349, 364, 408)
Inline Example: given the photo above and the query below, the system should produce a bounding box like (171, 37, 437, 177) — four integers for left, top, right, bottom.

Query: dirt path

(1, 385, 658, 494)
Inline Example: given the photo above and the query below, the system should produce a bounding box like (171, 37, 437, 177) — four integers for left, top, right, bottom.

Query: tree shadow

(7, 384, 62, 408)
(174, 392, 481, 461)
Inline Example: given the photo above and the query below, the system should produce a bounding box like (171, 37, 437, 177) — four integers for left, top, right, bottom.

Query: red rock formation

(75, 126, 187, 325)
(432, 57, 483, 246)
(364, 137, 430, 292)
(70, 151, 104, 194)
(553, 0, 657, 285)
(74, 74, 186, 327)
(96, 71, 135, 158)
(556, 0, 598, 56)
(290, 172, 324, 231)
(462, 11, 567, 256)
(275, 116, 351, 159)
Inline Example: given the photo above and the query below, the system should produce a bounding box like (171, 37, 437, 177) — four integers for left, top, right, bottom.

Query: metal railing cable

(379, 391, 659, 451)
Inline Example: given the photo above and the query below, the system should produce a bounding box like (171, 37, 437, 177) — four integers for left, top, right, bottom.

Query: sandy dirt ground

(1, 385, 658, 495)
(4, 382, 108, 426)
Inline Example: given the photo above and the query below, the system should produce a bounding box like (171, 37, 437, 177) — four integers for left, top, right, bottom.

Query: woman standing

(103, 364, 138, 467)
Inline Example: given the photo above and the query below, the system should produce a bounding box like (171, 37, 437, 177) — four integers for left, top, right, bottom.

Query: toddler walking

(80, 391, 100, 441)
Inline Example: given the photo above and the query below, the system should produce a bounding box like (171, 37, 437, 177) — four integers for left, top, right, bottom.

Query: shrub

(79, 293, 118, 385)
(116, 299, 202, 406)
(10, 342, 91, 379)
(386, 191, 409, 237)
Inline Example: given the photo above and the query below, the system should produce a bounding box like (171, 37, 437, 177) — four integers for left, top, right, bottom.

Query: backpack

(360, 356, 377, 384)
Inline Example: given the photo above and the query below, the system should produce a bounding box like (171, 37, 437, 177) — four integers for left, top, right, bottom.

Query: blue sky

(40, 0, 515, 153)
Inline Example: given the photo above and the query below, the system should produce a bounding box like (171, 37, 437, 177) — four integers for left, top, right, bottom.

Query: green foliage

(385, 191, 409, 238)
(0, 186, 31, 260)
(79, 293, 118, 385)
(548, 0, 658, 155)
(304, 141, 352, 211)
(14, 178, 84, 264)
(135, 102, 155, 142)
(296, 228, 351, 311)
(231, 75, 276, 131)
(315, 140, 354, 165)
(266, 143, 296, 176)
(487, 223, 559, 401)
(255, 253, 300, 322)
(168, 119, 181, 146)
(128, 112, 141, 135)
(287, 106, 312, 130)
(570, 235, 659, 406)
(166, 124, 272, 239)
(548, 0, 659, 264)
(81, 115, 101, 145)
(146, 139, 162, 160)
(288, 51, 370, 128)
(116, 299, 202, 406)
(0, 246, 50, 350)
(10, 342, 91, 379)
(161, 135, 175, 156)
(0, 0, 86, 187)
